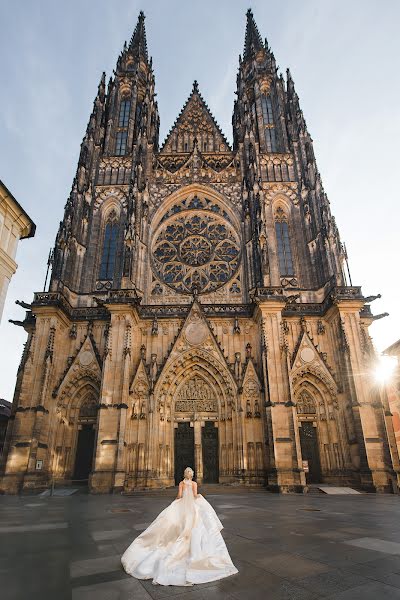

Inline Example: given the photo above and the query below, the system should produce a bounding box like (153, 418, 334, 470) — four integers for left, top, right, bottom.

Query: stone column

(338, 300, 397, 492)
(91, 305, 131, 493)
(257, 299, 306, 493)
(194, 421, 203, 483)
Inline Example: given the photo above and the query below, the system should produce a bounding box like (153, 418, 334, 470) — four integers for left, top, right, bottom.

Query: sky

(0, 0, 399, 401)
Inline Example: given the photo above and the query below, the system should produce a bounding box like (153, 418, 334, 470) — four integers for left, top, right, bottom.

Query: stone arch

(152, 347, 238, 484)
(271, 193, 292, 217)
(149, 183, 242, 233)
(94, 188, 128, 212)
(293, 370, 346, 479)
(53, 375, 100, 481)
(156, 347, 236, 418)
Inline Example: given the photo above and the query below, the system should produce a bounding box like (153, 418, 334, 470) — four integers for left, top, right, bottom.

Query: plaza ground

(1, 487, 400, 599)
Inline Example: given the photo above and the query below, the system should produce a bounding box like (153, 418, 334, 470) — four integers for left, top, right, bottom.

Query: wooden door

(73, 425, 95, 481)
(202, 422, 219, 483)
(299, 422, 322, 484)
(174, 422, 195, 485)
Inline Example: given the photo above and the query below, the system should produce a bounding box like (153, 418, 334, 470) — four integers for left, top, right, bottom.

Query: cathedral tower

(1, 11, 398, 494)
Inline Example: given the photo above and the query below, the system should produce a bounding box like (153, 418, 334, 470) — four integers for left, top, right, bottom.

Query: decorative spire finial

(192, 80, 199, 93)
(128, 11, 148, 62)
(243, 8, 264, 61)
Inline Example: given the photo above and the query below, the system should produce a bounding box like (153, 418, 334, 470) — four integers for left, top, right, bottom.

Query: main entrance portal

(299, 422, 322, 483)
(174, 422, 195, 485)
(202, 422, 219, 483)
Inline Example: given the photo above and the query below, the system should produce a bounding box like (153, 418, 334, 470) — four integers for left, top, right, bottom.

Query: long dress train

(121, 479, 238, 586)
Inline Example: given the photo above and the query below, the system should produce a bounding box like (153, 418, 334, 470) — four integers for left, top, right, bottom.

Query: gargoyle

(15, 300, 31, 309)
(9, 319, 25, 327)
(364, 294, 381, 303)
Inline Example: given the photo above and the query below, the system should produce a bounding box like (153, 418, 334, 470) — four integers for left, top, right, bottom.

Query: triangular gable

(160, 82, 231, 154)
(130, 359, 150, 396)
(290, 330, 337, 393)
(156, 300, 236, 388)
(52, 334, 102, 398)
(241, 359, 262, 417)
(242, 359, 261, 389)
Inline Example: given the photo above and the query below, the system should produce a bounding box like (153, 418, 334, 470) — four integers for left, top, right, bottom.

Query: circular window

(151, 198, 241, 295)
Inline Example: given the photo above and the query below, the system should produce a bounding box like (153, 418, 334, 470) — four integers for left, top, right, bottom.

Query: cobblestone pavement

(1, 487, 400, 600)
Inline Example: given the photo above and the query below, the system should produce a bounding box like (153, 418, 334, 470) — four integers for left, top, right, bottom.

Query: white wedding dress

(121, 479, 238, 586)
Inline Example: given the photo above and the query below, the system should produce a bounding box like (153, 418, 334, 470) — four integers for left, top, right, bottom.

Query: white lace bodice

(182, 479, 194, 497)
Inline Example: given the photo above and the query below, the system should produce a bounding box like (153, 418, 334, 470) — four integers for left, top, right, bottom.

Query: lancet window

(99, 212, 119, 280)
(275, 208, 294, 276)
(261, 94, 277, 152)
(115, 97, 131, 155)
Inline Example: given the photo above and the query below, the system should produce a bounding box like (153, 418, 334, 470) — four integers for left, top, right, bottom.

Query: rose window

(152, 200, 241, 294)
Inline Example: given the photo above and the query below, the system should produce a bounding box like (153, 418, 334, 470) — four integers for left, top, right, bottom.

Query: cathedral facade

(1, 11, 399, 494)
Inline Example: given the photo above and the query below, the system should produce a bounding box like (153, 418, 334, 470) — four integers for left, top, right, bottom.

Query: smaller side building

(0, 180, 36, 323)
(384, 340, 400, 460)
(0, 399, 12, 455)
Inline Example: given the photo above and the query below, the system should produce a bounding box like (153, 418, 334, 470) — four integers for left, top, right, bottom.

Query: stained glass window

(118, 100, 131, 128)
(261, 95, 274, 124)
(275, 220, 294, 276)
(265, 128, 277, 153)
(115, 131, 128, 156)
(100, 222, 118, 279)
(152, 200, 241, 295)
(261, 94, 278, 152)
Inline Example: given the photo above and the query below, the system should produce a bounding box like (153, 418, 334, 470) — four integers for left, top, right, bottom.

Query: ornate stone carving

(151, 199, 241, 295)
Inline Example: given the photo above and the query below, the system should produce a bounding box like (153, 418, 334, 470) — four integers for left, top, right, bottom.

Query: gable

(155, 300, 236, 391)
(52, 334, 102, 400)
(290, 330, 337, 396)
(160, 82, 231, 154)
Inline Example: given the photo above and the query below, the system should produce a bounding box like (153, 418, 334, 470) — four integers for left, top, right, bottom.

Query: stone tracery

(151, 195, 241, 294)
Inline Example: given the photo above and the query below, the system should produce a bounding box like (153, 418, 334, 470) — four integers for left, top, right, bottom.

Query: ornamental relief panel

(175, 378, 217, 413)
(263, 182, 299, 206)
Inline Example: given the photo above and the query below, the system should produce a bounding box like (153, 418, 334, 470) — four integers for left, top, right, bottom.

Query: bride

(121, 467, 238, 586)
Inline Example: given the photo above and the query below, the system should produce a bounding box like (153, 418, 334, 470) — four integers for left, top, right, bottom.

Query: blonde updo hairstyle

(184, 467, 194, 480)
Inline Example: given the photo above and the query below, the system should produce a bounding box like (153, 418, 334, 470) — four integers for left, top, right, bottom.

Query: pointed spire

(128, 11, 148, 62)
(243, 9, 264, 61)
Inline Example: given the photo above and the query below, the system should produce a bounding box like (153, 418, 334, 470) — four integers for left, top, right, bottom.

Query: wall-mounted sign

(302, 460, 309, 473)
(35, 460, 43, 471)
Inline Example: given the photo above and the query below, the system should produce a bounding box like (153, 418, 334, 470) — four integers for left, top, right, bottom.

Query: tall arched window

(115, 98, 131, 155)
(118, 100, 131, 128)
(261, 94, 278, 152)
(99, 215, 119, 280)
(275, 208, 294, 276)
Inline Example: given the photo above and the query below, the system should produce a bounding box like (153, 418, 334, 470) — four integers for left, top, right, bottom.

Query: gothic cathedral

(2, 11, 399, 494)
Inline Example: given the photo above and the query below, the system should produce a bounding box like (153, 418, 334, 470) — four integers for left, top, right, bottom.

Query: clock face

(151, 195, 241, 295)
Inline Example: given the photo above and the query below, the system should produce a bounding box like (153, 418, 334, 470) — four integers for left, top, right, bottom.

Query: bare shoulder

(192, 480, 198, 489)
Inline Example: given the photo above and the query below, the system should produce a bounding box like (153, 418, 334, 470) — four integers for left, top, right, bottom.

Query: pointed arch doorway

(73, 395, 98, 481)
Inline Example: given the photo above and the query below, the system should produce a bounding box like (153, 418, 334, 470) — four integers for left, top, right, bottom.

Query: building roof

(0, 180, 36, 239)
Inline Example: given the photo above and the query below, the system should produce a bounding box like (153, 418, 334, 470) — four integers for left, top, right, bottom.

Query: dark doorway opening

(73, 424, 95, 481)
(202, 421, 219, 483)
(174, 422, 195, 485)
(299, 422, 322, 483)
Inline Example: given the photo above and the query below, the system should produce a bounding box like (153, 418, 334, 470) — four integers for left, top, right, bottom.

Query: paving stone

(70, 555, 122, 578)
(72, 577, 152, 599)
(345, 537, 400, 555)
(91, 529, 127, 541)
(296, 568, 369, 596)
(1, 491, 400, 599)
(324, 581, 400, 599)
